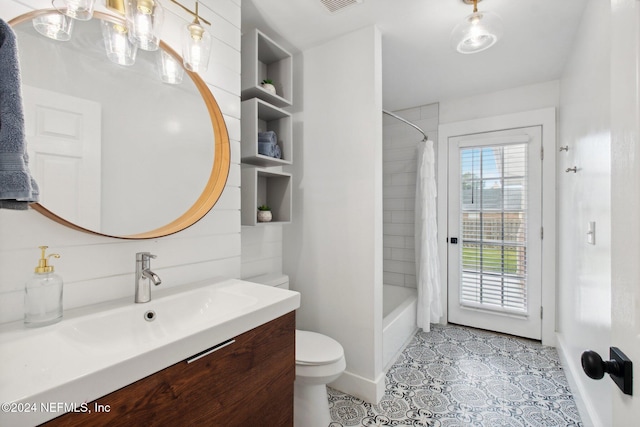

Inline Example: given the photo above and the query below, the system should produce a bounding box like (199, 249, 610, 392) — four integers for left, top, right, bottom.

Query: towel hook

(566, 166, 578, 173)
(559, 146, 569, 152)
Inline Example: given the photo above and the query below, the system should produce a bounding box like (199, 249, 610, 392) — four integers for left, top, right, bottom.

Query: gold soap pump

(24, 246, 64, 327)
(35, 246, 60, 273)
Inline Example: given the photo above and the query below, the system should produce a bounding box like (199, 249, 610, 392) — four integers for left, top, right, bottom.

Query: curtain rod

(382, 109, 428, 141)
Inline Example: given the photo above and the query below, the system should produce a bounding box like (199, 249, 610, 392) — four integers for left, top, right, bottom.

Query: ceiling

(241, 0, 588, 111)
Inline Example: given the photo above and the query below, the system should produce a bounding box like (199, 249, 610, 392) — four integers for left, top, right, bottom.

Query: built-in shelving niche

(241, 28, 293, 108)
(241, 168, 292, 226)
(241, 98, 292, 167)
(240, 27, 294, 226)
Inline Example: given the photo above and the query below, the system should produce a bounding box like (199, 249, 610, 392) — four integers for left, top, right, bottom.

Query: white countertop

(0, 277, 300, 426)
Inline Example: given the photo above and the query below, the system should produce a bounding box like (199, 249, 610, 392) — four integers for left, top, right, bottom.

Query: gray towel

(258, 131, 277, 144)
(258, 141, 282, 159)
(0, 18, 39, 210)
(258, 141, 277, 157)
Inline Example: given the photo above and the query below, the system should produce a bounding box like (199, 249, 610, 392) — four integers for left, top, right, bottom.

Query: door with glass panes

(447, 127, 542, 339)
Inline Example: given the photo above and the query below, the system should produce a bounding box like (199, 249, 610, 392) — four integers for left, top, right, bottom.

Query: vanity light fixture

(170, 0, 212, 73)
(32, 12, 74, 41)
(451, 0, 503, 54)
(51, 0, 96, 21)
(125, 0, 165, 51)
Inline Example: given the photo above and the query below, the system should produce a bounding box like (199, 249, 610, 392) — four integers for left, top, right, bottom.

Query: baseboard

(556, 332, 603, 427)
(329, 369, 386, 404)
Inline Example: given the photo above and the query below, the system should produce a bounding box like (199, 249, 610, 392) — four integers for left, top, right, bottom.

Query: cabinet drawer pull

(187, 339, 236, 364)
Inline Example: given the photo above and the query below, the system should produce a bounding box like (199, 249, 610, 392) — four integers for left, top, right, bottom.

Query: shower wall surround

(0, 0, 243, 324)
(383, 104, 439, 289)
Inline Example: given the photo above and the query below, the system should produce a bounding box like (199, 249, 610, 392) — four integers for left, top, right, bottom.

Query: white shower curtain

(415, 140, 442, 331)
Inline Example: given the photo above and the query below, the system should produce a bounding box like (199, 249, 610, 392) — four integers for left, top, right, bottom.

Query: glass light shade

(125, 0, 164, 51)
(181, 22, 211, 73)
(101, 20, 138, 66)
(52, 0, 96, 21)
(451, 10, 503, 54)
(32, 13, 74, 41)
(156, 50, 184, 84)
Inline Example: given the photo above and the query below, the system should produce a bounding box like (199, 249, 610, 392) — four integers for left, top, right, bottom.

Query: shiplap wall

(383, 104, 438, 290)
(0, 0, 242, 324)
(241, 224, 283, 279)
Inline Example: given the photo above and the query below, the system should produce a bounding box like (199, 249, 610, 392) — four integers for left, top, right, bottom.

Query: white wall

(439, 80, 560, 125)
(556, 1, 612, 425)
(0, 0, 243, 324)
(383, 104, 439, 290)
(610, 0, 640, 423)
(283, 26, 385, 403)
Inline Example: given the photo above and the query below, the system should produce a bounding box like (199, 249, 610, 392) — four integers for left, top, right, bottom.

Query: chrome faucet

(135, 252, 162, 303)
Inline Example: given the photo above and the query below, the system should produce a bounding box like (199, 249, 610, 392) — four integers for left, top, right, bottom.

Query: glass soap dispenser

(24, 246, 63, 327)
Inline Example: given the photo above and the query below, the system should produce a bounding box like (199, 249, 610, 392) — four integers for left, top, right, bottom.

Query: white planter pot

(257, 210, 272, 222)
(260, 83, 276, 95)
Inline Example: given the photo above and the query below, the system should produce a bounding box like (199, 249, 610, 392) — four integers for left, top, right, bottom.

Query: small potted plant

(257, 204, 272, 222)
(260, 79, 277, 95)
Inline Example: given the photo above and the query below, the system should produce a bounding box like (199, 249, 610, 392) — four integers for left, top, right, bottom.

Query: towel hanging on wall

(0, 18, 39, 210)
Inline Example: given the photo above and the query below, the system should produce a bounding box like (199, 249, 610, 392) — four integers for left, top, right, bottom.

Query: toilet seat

(296, 330, 344, 366)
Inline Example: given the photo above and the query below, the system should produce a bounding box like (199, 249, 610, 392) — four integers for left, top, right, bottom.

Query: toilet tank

(246, 273, 290, 290)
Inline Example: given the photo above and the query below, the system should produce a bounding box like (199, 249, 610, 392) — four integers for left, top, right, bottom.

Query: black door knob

(581, 350, 612, 379)
(581, 347, 633, 395)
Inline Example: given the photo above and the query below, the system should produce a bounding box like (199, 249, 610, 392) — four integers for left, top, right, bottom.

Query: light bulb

(181, 21, 211, 73)
(125, 0, 164, 51)
(451, 9, 503, 54)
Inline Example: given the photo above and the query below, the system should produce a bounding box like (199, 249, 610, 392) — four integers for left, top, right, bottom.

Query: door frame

(437, 108, 557, 346)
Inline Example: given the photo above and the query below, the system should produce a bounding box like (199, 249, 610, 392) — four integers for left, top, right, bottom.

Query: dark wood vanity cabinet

(43, 312, 295, 427)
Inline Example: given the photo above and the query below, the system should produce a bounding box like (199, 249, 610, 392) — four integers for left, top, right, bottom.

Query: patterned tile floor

(328, 323, 582, 427)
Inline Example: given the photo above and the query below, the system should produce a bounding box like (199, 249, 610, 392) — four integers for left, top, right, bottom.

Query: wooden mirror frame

(9, 10, 231, 239)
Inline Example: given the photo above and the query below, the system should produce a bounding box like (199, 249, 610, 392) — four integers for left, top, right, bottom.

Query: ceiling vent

(320, 0, 363, 13)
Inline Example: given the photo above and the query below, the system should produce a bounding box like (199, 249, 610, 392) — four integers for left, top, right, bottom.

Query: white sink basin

(0, 277, 299, 426)
(60, 282, 259, 349)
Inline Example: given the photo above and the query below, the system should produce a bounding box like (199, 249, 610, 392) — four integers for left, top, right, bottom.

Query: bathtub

(383, 285, 418, 371)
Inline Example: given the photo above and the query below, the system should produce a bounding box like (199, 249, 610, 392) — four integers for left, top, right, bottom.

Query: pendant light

(101, 0, 138, 66)
(170, 0, 212, 73)
(101, 20, 138, 66)
(451, 0, 503, 54)
(125, 0, 164, 51)
(157, 50, 185, 84)
(32, 12, 74, 41)
(51, 0, 96, 21)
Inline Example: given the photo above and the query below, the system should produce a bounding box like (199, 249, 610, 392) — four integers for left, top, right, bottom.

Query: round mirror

(9, 10, 230, 239)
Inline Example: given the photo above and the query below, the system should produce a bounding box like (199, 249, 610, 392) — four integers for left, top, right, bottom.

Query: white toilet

(247, 274, 346, 427)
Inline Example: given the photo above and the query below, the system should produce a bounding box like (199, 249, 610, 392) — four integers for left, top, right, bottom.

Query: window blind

(459, 144, 528, 314)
